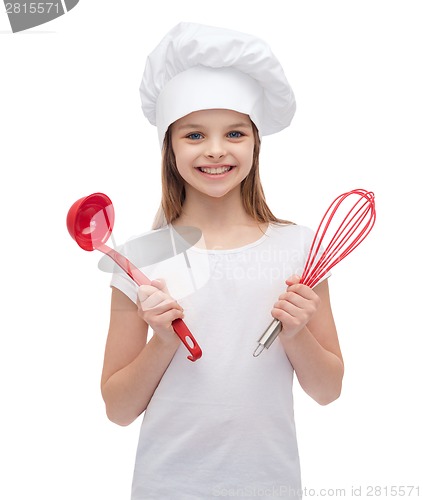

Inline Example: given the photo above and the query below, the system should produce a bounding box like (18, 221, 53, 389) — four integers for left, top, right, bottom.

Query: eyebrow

(176, 122, 252, 131)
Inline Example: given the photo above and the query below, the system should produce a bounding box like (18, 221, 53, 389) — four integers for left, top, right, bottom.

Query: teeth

(199, 166, 231, 174)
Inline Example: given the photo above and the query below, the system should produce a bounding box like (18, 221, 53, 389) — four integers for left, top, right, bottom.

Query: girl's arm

(272, 276, 344, 405)
(101, 281, 182, 426)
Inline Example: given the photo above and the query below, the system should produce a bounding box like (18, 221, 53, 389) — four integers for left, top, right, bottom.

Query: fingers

(276, 286, 320, 314)
(151, 278, 170, 294)
(285, 274, 301, 286)
(138, 284, 160, 303)
(138, 283, 183, 313)
(136, 280, 184, 341)
(148, 307, 185, 326)
(278, 283, 316, 302)
(271, 281, 320, 336)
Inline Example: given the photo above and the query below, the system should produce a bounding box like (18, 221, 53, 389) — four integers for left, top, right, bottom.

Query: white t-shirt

(110, 222, 322, 499)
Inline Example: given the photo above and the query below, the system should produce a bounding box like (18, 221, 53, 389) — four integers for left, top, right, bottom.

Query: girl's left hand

(271, 274, 320, 338)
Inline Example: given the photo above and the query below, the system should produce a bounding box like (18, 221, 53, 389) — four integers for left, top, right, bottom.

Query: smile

(196, 165, 233, 175)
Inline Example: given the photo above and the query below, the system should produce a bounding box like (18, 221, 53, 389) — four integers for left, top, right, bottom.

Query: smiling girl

(101, 23, 344, 499)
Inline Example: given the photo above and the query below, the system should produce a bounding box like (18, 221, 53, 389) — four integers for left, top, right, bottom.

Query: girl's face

(170, 109, 255, 199)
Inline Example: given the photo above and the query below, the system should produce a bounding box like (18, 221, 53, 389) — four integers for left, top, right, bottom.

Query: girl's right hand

(137, 279, 184, 345)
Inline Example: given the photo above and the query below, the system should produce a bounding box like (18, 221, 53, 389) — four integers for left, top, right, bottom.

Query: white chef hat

(140, 22, 296, 147)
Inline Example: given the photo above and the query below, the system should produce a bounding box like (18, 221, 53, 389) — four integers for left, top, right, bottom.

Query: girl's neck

(172, 186, 269, 251)
(174, 186, 257, 231)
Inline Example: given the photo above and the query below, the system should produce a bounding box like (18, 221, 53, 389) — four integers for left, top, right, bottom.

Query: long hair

(152, 121, 293, 229)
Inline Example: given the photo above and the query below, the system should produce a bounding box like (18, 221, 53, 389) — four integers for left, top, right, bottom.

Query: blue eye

(227, 131, 243, 138)
(187, 133, 203, 140)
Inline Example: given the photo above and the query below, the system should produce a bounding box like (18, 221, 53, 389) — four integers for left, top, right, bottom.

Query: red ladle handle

(99, 244, 202, 362)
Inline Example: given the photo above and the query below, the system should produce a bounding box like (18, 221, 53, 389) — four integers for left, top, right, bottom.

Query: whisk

(253, 188, 376, 357)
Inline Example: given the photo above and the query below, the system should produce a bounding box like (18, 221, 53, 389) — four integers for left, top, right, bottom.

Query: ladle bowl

(66, 192, 202, 361)
(67, 193, 114, 251)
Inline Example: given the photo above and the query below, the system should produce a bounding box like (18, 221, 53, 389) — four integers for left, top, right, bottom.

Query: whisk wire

(254, 188, 376, 357)
(310, 197, 371, 275)
(301, 189, 376, 288)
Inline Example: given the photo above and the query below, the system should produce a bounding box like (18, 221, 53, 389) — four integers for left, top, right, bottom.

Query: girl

(101, 22, 344, 499)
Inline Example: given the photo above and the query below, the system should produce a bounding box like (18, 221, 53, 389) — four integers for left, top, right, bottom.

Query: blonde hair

(152, 121, 293, 229)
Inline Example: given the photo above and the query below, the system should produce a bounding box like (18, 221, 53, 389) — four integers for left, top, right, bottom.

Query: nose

(205, 138, 226, 160)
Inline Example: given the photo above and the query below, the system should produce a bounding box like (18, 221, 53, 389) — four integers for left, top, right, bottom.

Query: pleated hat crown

(140, 22, 296, 146)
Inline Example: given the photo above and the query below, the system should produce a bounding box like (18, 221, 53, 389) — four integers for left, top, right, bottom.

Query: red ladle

(66, 193, 202, 362)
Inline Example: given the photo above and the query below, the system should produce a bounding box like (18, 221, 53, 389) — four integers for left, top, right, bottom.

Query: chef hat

(140, 22, 296, 147)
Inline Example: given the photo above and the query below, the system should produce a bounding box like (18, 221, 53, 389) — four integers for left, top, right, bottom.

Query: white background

(1, 1, 422, 498)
